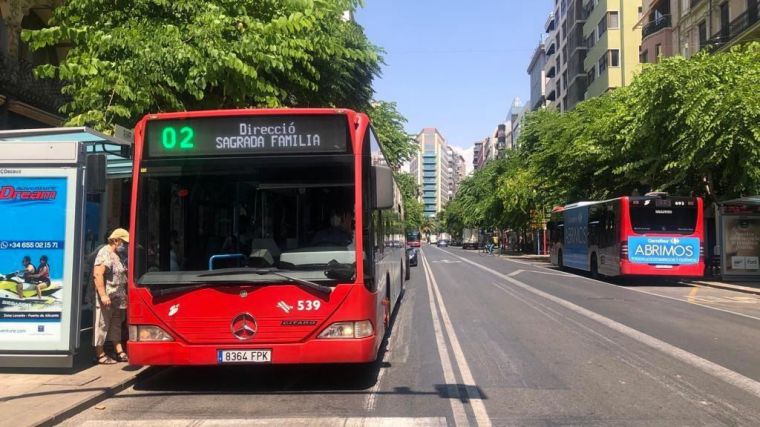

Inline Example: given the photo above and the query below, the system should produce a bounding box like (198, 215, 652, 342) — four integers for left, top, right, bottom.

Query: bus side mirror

(371, 165, 394, 210)
(86, 154, 107, 193)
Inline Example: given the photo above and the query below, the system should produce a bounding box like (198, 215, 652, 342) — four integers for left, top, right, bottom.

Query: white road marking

(516, 269, 760, 323)
(364, 285, 413, 412)
(422, 251, 492, 427)
(449, 251, 760, 400)
(363, 357, 387, 413)
(452, 248, 760, 323)
(75, 418, 448, 427)
(420, 252, 470, 427)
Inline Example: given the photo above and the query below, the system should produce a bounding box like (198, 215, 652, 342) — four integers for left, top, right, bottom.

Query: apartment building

(583, 1, 643, 100)
(447, 146, 467, 197)
(543, 0, 594, 111)
(542, 0, 643, 110)
(639, 0, 759, 62)
(410, 128, 453, 217)
(527, 40, 549, 111)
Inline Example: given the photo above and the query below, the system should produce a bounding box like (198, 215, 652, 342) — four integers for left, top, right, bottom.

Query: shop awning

(0, 127, 132, 177)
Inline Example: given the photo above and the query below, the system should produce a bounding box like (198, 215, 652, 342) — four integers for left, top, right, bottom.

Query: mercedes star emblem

(230, 313, 257, 341)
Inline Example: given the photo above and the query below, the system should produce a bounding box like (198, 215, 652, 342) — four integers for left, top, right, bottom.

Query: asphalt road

(61, 246, 760, 426)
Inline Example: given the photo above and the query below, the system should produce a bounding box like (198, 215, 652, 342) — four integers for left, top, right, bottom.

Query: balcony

(642, 15, 672, 39)
(546, 64, 557, 79)
(706, 4, 760, 51)
(0, 52, 67, 115)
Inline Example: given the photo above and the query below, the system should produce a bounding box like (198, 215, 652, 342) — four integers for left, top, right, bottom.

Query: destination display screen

(145, 114, 350, 158)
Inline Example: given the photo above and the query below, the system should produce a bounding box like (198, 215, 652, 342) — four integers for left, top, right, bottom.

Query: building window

(655, 44, 662, 62)
(698, 21, 707, 50)
(640, 48, 649, 63)
(719, 2, 730, 39)
(597, 15, 607, 39)
(608, 11, 619, 29)
(587, 66, 596, 83)
(610, 49, 620, 67)
(598, 52, 608, 74)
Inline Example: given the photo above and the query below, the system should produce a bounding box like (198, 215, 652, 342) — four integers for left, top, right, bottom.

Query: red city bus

(548, 193, 705, 278)
(127, 109, 407, 365)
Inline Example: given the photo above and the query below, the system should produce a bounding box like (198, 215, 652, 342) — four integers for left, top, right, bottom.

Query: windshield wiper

(200, 268, 333, 296)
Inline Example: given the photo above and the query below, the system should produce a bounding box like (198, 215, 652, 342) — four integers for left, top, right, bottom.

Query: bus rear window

(629, 201, 697, 234)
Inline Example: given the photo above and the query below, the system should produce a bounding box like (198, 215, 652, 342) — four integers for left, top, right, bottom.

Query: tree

(621, 43, 760, 200)
(366, 100, 418, 171)
(394, 172, 423, 230)
(23, 0, 381, 133)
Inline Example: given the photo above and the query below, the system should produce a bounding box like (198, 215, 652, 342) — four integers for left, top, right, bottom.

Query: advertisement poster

(563, 207, 589, 270)
(628, 236, 700, 265)
(0, 176, 68, 344)
(722, 216, 760, 276)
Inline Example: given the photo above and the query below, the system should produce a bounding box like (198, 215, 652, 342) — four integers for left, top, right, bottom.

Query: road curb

(37, 367, 160, 427)
(692, 281, 760, 296)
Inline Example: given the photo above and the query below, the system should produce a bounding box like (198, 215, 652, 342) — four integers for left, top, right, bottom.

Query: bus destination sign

(145, 114, 349, 158)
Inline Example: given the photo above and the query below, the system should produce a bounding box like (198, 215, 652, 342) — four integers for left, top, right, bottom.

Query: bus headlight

(129, 325, 174, 342)
(318, 320, 373, 339)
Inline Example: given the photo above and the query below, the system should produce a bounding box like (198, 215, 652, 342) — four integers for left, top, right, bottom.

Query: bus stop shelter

(0, 127, 132, 368)
(716, 196, 760, 281)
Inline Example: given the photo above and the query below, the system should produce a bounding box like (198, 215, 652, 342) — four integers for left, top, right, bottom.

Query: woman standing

(93, 228, 129, 364)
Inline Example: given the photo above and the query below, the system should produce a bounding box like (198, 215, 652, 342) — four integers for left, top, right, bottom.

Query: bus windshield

(134, 156, 356, 282)
(629, 198, 698, 234)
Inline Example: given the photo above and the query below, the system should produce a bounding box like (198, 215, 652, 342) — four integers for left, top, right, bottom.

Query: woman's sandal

(97, 354, 117, 365)
(117, 352, 129, 362)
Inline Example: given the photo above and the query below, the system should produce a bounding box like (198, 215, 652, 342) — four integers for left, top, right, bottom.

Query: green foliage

(445, 42, 760, 233)
(394, 172, 423, 230)
(23, 0, 381, 132)
(367, 101, 418, 171)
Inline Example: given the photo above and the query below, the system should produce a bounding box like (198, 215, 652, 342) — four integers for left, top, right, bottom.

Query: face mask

(117, 244, 128, 257)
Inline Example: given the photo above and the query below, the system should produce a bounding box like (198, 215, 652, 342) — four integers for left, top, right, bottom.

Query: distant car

(436, 239, 450, 247)
(407, 248, 418, 266)
(451, 238, 462, 246)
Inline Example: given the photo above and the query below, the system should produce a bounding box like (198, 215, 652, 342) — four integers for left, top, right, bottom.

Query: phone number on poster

(0, 241, 64, 250)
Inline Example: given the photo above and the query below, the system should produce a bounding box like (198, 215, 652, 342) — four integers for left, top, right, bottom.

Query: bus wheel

(590, 254, 599, 279)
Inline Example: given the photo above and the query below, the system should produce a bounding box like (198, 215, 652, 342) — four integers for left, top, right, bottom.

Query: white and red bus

(127, 109, 407, 365)
(548, 193, 705, 278)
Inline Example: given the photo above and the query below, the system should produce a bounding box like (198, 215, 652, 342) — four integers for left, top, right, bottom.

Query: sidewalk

(501, 253, 551, 264)
(692, 279, 760, 296)
(0, 361, 148, 427)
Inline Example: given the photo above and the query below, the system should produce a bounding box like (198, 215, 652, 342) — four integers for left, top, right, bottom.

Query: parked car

(407, 248, 418, 266)
(436, 239, 450, 247)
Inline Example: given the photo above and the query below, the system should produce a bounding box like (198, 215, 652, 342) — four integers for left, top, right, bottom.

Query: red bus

(548, 193, 704, 278)
(127, 109, 407, 365)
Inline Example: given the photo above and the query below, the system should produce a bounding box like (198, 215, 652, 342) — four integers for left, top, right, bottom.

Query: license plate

(654, 265, 674, 269)
(217, 349, 272, 364)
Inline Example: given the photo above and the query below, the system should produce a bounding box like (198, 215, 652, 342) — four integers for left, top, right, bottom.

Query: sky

(355, 0, 553, 159)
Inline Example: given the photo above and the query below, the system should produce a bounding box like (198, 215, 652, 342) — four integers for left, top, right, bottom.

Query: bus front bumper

(127, 336, 379, 366)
